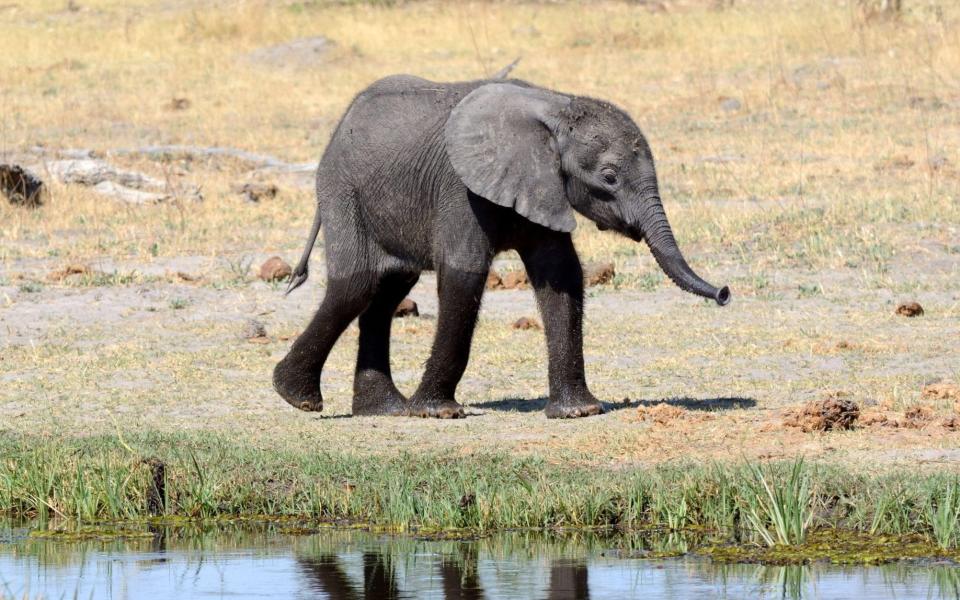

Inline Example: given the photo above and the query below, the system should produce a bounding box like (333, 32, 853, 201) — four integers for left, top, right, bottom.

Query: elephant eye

(601, 168, 618, 185)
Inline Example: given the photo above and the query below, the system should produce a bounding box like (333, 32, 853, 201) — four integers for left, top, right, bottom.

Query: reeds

(1, 434, 958, 551)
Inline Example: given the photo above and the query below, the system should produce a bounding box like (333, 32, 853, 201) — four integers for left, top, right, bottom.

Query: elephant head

(445, 83, 730, 306)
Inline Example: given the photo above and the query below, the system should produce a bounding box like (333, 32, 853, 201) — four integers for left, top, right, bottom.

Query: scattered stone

(46, 264, 92, 281)
(485, 270, 503, 290)
(239, 319, 267, 340)
(258, 257, 292, 282)
(231, 182, 278, 203)
(165, 97, 191, 111)
(719, 97, 742, 112)
(394, 298, 419, 318)
(902, 405, 934, 429)
(501, 270, 529, 290)
(247, 36, 334, 69)
(584, 262, 615, 287)
(637, 403, 686, 425)
(942, 416, 960, 431)
(0, 164, 44, 207)
(783, 395, 860, 432)
(512, 317, 541, 331)
(896, 302, 924, 317)
(921, 382, 959, 401)
(45, 158, 201, 204)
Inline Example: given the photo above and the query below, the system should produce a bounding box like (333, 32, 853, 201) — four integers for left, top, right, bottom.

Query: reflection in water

(0, 523, 958, 599)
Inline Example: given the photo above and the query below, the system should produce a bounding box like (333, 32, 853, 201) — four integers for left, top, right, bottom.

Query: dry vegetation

(1, 0, 959, 471)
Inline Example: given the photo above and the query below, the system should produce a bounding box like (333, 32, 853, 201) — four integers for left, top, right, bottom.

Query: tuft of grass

(740, 459, 815, 547)
(926, 478, 960, 551)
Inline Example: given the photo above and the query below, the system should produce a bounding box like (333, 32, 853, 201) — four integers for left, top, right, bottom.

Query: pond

(1, 523, 958, 599)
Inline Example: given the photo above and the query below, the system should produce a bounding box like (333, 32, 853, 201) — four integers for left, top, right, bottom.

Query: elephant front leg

(408, 267, 487, 418)
(519, 235, 604, 419)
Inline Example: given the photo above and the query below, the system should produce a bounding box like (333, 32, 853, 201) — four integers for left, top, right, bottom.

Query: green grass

(740, 459, 815, 547)
(1, 432, 959, 558)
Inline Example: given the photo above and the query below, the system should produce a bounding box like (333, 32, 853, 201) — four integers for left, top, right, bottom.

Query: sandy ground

(2, 243, 958, 469)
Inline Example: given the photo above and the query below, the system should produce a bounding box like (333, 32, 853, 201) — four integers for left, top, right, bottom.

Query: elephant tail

(285, 204, 322, 296)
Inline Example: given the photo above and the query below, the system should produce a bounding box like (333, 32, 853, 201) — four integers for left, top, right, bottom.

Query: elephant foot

(273, 359, 323, 412)
(353, 375, 409, 416)
(545, 392, 604, 419)
(407, 399, 466, 419)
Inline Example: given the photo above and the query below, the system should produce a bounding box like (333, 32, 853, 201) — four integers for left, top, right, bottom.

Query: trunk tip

(715, 286, 731, 306)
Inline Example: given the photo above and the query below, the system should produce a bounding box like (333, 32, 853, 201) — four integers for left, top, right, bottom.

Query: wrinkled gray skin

(274, 75, 730, 419)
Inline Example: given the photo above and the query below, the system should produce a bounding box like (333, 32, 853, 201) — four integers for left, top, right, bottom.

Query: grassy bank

(2, 433, 959, 560)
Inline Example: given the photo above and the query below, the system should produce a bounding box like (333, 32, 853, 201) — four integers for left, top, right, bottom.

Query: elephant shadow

(472, 396, 756, 414)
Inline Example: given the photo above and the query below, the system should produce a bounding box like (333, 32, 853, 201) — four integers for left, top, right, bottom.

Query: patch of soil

(485, 270, 503, 290)
(941, 416, 960, 431)
(783, 396, 860, 432)
(259, 257, 291, 282)
(896, 302, 924, 317)
(511, 317, 541, 331)
(584, 262, 615, 287)
(246, 36, 334, 69)
(394, 298, 419, 318)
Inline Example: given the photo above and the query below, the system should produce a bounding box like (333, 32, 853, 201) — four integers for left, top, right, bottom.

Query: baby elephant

(274, 75, 730, 419)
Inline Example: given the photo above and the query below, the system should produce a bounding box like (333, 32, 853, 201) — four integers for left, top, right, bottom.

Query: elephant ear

(445, 83, 576, 233)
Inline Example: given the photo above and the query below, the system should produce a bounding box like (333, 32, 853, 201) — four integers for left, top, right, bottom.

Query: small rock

(46, 264, 92, 281)
(239, 319, 267, 340)
(896, 302, 924, 317)
(719, 97, 742, 112)
(942, 416, 960, 431)
(485, 270, 503, 290)
(175, 271, 200, 283)
(232, 182, 278, 203)
(0, 164, 44, 207)
(927, 154, 949, 172)
(783, 395, 860, 432)
(501, 270, 529, 290)
(394, 298, 419, 318)
(166, 97, 191, 111)
(259, 256, 292, 282)
(584, 262, 615, 287)
(512, 317, 541, 330)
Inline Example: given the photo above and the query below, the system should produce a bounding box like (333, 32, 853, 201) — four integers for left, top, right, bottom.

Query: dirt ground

(2, 0, 959, 469)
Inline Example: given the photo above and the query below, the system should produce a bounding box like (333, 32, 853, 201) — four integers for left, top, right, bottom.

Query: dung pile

(784, 396, 860, 432)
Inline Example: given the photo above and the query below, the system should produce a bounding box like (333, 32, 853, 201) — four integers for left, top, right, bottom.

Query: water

(1, 523, 958, 599)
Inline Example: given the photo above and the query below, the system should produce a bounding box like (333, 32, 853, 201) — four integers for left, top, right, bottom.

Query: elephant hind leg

(353, 271, 420, 416)
(273, 275, 377, 412)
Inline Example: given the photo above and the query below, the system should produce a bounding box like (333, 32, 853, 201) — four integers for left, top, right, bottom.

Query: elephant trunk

(637, 197, 731, 306)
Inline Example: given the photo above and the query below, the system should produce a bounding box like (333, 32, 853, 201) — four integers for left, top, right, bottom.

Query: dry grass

(1, 0, 960, 471)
